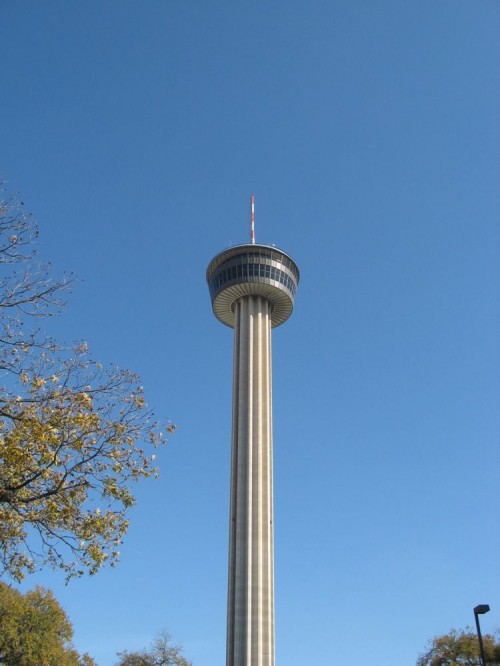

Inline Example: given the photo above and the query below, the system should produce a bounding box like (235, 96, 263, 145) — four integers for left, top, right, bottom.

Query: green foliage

(0, 581, 96, 665)
(116, 630, 192, 666)
(0, 187, 174, 582)
(417, 627, 500, 666)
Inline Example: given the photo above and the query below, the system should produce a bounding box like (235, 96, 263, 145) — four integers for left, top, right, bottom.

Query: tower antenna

(250, 193, 255, 244)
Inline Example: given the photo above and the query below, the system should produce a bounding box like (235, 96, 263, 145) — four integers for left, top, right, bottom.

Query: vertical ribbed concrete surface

(227, 295, 274, 666)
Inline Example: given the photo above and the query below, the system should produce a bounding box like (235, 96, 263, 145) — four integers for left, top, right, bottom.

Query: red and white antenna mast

(250, 193, 256, 244)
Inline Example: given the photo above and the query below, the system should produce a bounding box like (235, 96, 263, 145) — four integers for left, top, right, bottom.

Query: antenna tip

(250, 194, 256, 244)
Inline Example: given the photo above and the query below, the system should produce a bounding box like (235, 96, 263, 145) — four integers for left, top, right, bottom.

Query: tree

(116, 630, 192, 666)
(0, 581, 96, 665)
(417, 628, 500, 666)
(0, 186, 174, 582)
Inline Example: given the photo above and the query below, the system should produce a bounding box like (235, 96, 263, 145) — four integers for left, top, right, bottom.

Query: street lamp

(474, 604, 490, 666)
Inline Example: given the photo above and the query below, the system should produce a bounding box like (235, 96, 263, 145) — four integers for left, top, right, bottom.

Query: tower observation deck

(207, 243, 299, 328)
(207, 239, 299, 666)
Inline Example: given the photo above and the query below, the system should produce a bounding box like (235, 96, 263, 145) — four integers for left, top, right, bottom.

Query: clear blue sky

(1, 2, 499, 664)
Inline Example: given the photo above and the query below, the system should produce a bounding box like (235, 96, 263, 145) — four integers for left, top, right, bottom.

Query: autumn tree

(0, 186, 173, 582)
(116, 630, 192, 666)
(0, 581, 96, 665)
(417, 628, 500, 666)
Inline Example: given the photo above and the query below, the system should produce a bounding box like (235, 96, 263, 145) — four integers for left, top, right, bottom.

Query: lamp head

(474, 604, 490, 615)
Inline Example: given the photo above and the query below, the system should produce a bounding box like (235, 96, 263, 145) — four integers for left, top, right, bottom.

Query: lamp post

(474, 604, 490, 666)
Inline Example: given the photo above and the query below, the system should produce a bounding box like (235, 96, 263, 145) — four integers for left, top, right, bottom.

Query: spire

(250, 193, 255, 244)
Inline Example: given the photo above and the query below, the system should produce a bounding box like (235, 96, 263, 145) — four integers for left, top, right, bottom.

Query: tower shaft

(207, 240, 299, 666)
(227, 295, 274, 666)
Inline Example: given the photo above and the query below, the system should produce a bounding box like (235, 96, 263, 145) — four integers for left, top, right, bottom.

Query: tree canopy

(417, 627, 500, 666)
(0, 186, 173, 582)
(0, 581, 96, 665)
(116, 630, 192, 666)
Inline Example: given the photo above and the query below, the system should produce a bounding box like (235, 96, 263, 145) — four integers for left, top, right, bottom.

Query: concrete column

(226, 295, 274, 666)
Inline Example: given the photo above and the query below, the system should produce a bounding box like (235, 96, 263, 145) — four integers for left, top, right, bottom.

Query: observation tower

(206, 196, 299, 666)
